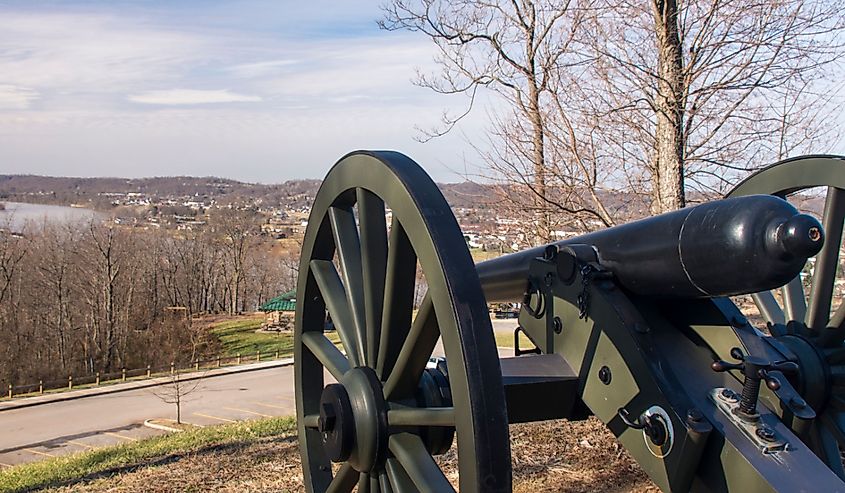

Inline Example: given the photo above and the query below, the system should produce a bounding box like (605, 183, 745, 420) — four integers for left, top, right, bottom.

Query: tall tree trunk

(528, 79, 550, 243)
(652, 0, 686, 214)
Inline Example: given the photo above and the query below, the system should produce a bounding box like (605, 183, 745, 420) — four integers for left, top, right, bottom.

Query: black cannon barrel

(477, 194, 824, 302)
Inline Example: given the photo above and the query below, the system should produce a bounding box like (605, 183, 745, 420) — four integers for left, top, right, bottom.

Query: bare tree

(211, 208, 259, 314)
(150, 371, 203, 425)
(383, 0, 845, 222)
(381, 0, 595, 242)
(584, 0, 845, 211)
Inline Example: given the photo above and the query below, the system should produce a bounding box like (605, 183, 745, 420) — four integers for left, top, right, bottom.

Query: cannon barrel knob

(771, 213, 824, 259)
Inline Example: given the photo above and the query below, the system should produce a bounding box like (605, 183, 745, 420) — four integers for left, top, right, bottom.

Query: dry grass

(36, 417, 655, 493)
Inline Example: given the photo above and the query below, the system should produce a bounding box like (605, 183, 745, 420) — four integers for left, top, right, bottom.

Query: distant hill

(0, 174, 821, 222)
(0, 175, 503, 210)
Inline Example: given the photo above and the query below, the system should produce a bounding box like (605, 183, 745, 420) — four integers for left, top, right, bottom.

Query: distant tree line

(0, 210, 297, 389)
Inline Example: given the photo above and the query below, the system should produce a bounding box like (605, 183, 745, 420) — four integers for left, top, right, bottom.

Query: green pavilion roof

(259, 290, 296, 312)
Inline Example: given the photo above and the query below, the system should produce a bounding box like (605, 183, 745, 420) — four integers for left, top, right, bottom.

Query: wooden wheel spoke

(358, 472, 371, 493)
(388, 433, 455, 493)
(782, 275, 807, 323)
(378, 471, 394, 493)
(376, 217, 418, 380)
(357, 188, 388, 368)
(311, 259, 363, 367)
(385, 458, 414, 492)
(752, 290, 785, 326)
(327, 462, 359, 493)
(384, 293, 439, 400)
(808, 187, 845, 330)
(388, 406, 456, 427)
(302, 331, 350, 380)
(329, 206, 368, 365)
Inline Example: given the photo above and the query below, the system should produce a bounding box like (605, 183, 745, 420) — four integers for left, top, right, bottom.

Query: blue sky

(0, 1, 488, 183)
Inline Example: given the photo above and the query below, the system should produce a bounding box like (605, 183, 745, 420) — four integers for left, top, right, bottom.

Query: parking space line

(193, 412, 236, 423)
(67, 440, 94, 449)
(223, 406, 272, 418)
(24, 448, 54, 457)
(105, 432, 136, 442)
(251, 401, 288, 410)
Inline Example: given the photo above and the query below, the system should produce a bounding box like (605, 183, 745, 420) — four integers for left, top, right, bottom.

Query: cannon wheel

(727, 154, 845, 477)
(294, 151, 511, 492)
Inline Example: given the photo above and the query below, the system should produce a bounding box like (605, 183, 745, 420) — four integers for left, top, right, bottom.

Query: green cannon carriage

(294, 151, 845, 492)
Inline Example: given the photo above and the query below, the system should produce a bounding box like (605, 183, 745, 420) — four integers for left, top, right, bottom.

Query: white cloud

(226, 59, 300, 78)
(0, 85, 39, 109)
(0, 13, 209, 92)
(0, 4, 491, 181)
(127, 89, 262, 105)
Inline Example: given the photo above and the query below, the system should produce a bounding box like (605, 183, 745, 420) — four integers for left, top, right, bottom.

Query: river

(0, 201, 107, 233)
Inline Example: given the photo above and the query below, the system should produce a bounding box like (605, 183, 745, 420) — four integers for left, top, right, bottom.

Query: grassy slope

(208, 315, 293, 357)
(207, 314, 341, 359)
(0, 417, 296, 493)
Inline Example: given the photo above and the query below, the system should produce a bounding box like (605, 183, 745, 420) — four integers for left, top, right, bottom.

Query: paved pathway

(0, 365, 298, 467)
(0, 320, 519, 468)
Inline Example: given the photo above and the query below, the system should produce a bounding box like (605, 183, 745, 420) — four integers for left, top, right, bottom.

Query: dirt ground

(45, 418, 657, 493)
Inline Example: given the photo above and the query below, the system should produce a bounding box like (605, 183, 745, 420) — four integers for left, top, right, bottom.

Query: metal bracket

(709, 387, 788, 454)
(513, 326, 541, 356)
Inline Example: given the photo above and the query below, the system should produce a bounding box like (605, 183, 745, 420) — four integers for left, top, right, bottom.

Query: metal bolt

(789, 396, 807, 409)
(553, 317, 563, 334)
(756, 426, 776, 442)
(544, 272, 554, 287)
(720, 388, 739, 403)
(687, 409, 703, 423)
(598, 366, 612, 385)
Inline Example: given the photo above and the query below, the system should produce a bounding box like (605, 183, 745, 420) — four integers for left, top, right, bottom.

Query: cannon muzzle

(477, 194, 823, 302)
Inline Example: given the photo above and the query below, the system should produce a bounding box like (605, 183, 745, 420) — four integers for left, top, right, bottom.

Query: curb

(0, 358, 294, 413)
(143, 419, 184, 433)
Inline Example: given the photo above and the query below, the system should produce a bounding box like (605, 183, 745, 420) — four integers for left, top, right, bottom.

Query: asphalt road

(0, 320, 519, 468)
(0, 365, 300, 467)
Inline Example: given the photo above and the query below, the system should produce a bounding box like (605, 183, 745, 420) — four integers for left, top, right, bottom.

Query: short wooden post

(95, 372, 100, 386)
(216, 356, 221, 368)
(275, 350, 279, 360)
(146, 365, 151, 378)
(39, 380, 43, 394)
(256, 350, 261, 362)
(237, 353, 241, 365)
(122, 368, 126, 382)
(170, 362, 175, 374)
(68, 375, 73, 390)
(194, 360, 199, 371)
(7, 384, 11, 399)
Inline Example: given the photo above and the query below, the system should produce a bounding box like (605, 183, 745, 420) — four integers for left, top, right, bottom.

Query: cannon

(294, 151, 845, 492)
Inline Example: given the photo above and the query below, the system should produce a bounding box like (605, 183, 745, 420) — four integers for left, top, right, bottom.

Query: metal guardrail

(4, 350, 282, 399)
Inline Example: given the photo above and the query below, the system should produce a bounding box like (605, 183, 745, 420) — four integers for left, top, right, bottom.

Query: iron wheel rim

(294, 150, 512, 492)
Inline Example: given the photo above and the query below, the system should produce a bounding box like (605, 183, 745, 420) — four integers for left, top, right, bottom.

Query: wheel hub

(318, 367, 388, 472)
(777, 333, 830, 411)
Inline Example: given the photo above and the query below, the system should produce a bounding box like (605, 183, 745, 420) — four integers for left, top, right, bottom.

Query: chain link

(577, 263, 595, 319)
